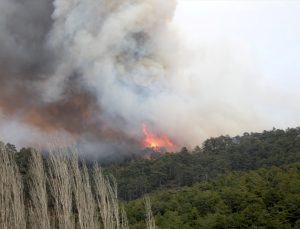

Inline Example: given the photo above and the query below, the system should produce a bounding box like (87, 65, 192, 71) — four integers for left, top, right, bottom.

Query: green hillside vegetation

(2, 127, 300, 228)
(126, 163, 300, 228)
(106, 128, 300, 200)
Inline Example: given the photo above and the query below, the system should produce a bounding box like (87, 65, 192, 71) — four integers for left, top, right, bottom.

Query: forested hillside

(2, 127, 300, 228)
(105, 128, 300, 200)
(9, 127, 300, 202)
(126, 163, 300, 228)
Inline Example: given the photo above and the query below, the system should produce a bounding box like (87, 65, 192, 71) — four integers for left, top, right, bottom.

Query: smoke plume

(0, 0, 178, 157)
(0, 0, 298, 159)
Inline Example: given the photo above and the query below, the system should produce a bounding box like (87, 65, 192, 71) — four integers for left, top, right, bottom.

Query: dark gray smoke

(1, 0, 298, 159)
(0, 0, 178, 158)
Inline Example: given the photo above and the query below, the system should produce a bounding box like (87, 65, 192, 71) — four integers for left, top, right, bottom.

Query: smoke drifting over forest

(0, 0, 299, 158)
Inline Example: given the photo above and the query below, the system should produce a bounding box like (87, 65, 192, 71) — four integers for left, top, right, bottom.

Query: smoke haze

(0, 0, 298, 159)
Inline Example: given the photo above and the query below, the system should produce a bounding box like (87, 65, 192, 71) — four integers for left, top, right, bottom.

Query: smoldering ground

(0, 0, 299, 160)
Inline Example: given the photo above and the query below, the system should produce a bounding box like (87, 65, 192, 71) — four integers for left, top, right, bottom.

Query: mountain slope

(106, 128, 300, 200)
(125, 163, 300, 228)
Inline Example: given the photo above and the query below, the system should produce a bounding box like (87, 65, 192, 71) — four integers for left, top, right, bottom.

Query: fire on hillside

(141, 124, 177, 159)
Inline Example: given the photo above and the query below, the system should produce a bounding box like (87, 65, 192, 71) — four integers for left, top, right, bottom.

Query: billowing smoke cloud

(0, 0, 179, 158)
(0, 0, 298, 159)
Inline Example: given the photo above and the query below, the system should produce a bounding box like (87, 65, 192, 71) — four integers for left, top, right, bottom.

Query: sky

(0, 0, 299, 151)
(173, 0, 300, 93)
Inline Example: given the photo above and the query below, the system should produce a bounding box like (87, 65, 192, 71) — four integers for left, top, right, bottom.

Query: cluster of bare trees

(0, 143, 26, 229)
(0, 143, 156, 229)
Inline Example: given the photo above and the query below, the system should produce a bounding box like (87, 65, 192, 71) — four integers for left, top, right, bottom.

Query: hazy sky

(174, 0, 300, 93)
(0, 0, 299, 150)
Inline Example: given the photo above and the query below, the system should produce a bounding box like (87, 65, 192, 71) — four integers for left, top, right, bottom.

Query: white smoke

(0, 0, 299, 155)
(43, 0, 268, 147)
(43, 0, 180, 140)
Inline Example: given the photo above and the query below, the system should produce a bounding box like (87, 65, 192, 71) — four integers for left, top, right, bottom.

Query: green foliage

(106, 128, 300, 200)
(2, 127, 300, 228)
(126, 163, 300, 228)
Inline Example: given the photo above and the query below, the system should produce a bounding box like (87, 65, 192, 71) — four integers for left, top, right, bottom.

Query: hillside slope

(126, 163, 300, 228)
(106, 128, 300, 200)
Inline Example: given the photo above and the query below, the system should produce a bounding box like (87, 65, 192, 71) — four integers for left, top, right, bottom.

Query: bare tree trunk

(144, 195, 156, 229)
(47, 150, 73, 229)
(0, 143, 26, 229)
(93, 165, 127, 229)
(70, 152, 97, 229)
(121, 205, 129, 229)
(27, 149, 51, 229)
(0, 144, 130, 229)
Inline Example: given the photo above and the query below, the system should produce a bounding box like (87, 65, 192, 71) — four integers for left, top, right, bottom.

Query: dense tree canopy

(126, 163, 300, 228)
(105, 128, 300, 200)
(2, 127, 300, 228)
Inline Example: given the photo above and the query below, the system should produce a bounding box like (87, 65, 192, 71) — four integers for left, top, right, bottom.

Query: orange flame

(142, 124, 174, 149)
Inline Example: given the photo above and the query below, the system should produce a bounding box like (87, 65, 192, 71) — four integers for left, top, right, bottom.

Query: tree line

(125, 163, 300, 228)
(2, 127, 300, 228)
(105, 128, 300, 201)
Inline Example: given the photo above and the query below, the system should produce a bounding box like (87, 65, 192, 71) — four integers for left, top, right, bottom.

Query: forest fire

(142, 124, 175, 151)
